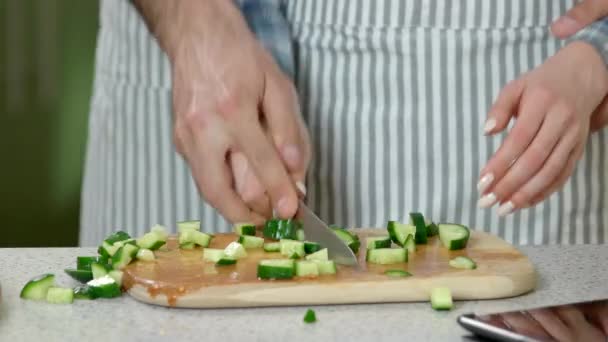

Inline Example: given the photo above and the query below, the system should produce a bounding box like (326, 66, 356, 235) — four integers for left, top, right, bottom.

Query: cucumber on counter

(177, 220, 200, 232)
(303, 309, 317, 323)
(449, 256, 476, 269)
(20, 274, 55, 300)
(315, 260, 337, 275)
(64, 269, 93, 283)
(384, 269, 412, 278)
(91, 262, 109, 279)
(280, 239, 305, 258)
(234, 223, 256, 236)
(136, 231, 166, 250)
(303, 241, 322, 254)
(295, 261, 319, 277)
(86, 275, 122, 298)
(332, 228, 360, 254)
(366, 236, 391, 250)
(46, 287, 74, 304)
(387, 221, 416, 247)
(430, 287, 453, 310)
(97, 231, 131, 258)
(76, 256, 104, 271)
(426, 221, 439, 237)
(179, 229, 212, 248)
(136, 248, 155, 261)
(224, 242, 248, 259)
(112, 243, 140, 270)
(409, 212, 428, 244)
(257, 259, 295, 279)
(238, 235, 264, 249)
(438, 224, 470, 250)
(216, 257, 237, 266)
(263, 242, 281, 252)
(403, 234, 416, 254)
(73, 285, 97, 300)
(305, 248, 328, 261)
(203, 248, 225, 263)
(366, 248, 408, 265)
(296, 229, 306, 241)
(263, 219, 301, 240)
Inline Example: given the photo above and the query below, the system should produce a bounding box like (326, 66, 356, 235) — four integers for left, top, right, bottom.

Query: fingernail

(282, 144, 301, 169)
(276, 196, 294, 217)
(477, 173, 495, 193)
(554, 16, 581, 32)
(484, 118, 496, 134)
(497, 201, 515, 217)
(478, 193, 497, 208)
(296, 181, 307, 196)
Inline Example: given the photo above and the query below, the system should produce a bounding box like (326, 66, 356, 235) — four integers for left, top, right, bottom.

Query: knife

(296, 200, 359, 267)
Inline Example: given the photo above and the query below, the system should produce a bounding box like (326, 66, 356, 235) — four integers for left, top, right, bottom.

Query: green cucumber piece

(216, 257, 237, 266)
(426, 221, 439, 237)
(46, 287, 74, 304)
(103, 231, 131, 245)
(180, 242, 195, 250)
(296, 229, 306, 241)
(263, 242, 281, 252)
(76, 256, 100, 271)
(438, 224, 470, 250)
(404, 234, 416, 254)
(238, 235, 265, 249)
(305, 248, 328, 261)
(20, 274, 55, 300)
(234, 223, 256, 236)
(150, 224, 169, 240)
(203, 248, 225, 263)
(315, 260, 337, 275)
(384, 269, 412, 278)
(303, 241, 322, 254)
(263, 219, 300, 240)
(386, 221, 416, 247)
(177, 220, 200, 232)
(366, 236, 392, 250)
(332, 228, 361, 254)
(409, 213, 428, 244)
(366, 248, 408, 265)
(449, 256, 477, 269)
(257, 259, 295, 280)
(111, 244, 139, 270)
(108, 270, 123, 287)
(98, 241, 119, 258)
(136, 248, 155, 261)
(279, 239, 305, 258)
(73, 285, 97, 300)
(224, 242, 248, 259)
(191, 231, 213, 247)
(91, 262, 109, 279)
(303, 309, 317, 323)
(86, 276, 121, 298)
(430, 287, 453, 310)
(295, 261, 319, 277)
(136, 232, 166, 250)
(64, 269, 93, 283)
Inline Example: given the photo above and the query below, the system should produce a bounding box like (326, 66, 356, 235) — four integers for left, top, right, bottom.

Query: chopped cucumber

(136, 231, 166, 250)
(177, 220, 200, 232)
(384, 269, 412, 278)
(234, 223, 256, 236)
(409, 212, 428, 244)
(216, 257, 237, 266)
(404, 234, 416, 254)
(91, 262, 109, 279)
(112, 244, 139, 270)
(180, 242, 195, 249)
(315, 260, 337, 275)
(449, 256, 477, 270)
(305, 248, 328, 261)
(332, 228, 361, 254)
(366, 236, 392, 250)
(386, 221, 416, 247)
(263, 219, 300, 240)
(203, 248, 225, 263)
(64, 269, 93, 283)
(238, 235, 265, 249)
(430, 287, 453, 310)
(136, 248, 155, 262)
(108, 270, 123, 287)
(257, 259, 295, 279)
(76, 256, 101, 271)
(150, 224, 169, 240)
(303, 241, 322, 254)
(366, 248, 408, 265)
(46, 287, 74, 304)
(280, 239, 305, 258)
(103, 231, 131, 245)
(73, 285, 96, 300)
(224, 242, 248, 259)
(191, 231, 213, 247)
(426, 221, 439, 237)
(263, 242, 281, 252)
(438, 224, 470, 250)
(20, 274, 55, 300)
(296, 229, 306, 241)
(295, 261, 319, 277)
(86, 275, 121, 298)
(303, 309, 317, 323)
(98, 241, 119, 258)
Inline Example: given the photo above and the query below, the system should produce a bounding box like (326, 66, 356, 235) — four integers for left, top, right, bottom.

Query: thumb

(590, 95, 608, 133)
(551, 0, 608, 39)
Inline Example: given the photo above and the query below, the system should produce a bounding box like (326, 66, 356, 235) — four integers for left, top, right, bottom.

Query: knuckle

(182, 110, 212, 130)
(530, 86, 555, 104)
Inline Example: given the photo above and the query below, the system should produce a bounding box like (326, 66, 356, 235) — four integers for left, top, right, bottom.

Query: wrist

(564, 41, 608, 96)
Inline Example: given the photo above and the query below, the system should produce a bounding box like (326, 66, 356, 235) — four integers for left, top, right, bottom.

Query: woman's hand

(551, 0, 608, 39)
(478, 42, 608, 215)
(135, 0, 310, 225)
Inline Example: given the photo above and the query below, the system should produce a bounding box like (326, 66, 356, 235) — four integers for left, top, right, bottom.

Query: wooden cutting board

(123, 229, 536, 308)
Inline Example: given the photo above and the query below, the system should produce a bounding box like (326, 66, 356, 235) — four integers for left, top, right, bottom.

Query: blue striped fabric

(572, 17, 608, 67)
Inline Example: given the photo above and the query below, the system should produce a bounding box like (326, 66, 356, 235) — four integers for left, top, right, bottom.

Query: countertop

(1, 245, 607, 342)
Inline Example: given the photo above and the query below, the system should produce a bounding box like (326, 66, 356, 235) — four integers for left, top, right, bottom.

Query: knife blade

(296, 200, 359, 267)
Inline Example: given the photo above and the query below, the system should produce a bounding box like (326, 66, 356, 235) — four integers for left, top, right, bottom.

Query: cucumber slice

(315, 260, 337, 275)
(216, 257, 237, 266)
(305, 248, 328, 261)
(177, 220, 200, 232)
(86, 275, 121, 298)
(180, 242, 195, 249)
(150, 224, 169, 240)
(136, 248, 155, 261)
(384, 269, 412, 278)
(103, 231, 131, 245)
(449, 256, 477, 269)
(111, 244, 139, 270)
(76, 256, 100, 271)
(263, 219, 300, 240)
(191, 231, 213, 247)
(234, 223, 256, 236)
(136, 232, 166, 250)
(64, 269, 93, 283)
(257, 259, 295, 279)
(295, 261, 319, 277)
(224, 242, 248, 259)
(430, 287, 453, 310)
(426, 221, 439, 237)
(98, 241, 119, 258)
(438, 224, 470, 250)
(303, 241, 322, 254)
(303, 309, 317, 323)
(409, 213, 428, 244)
(366, 236, 392, 250)
(332, 228, 361, 254)
(108, 270, 123, 287)
(386, 221, 416, 247)
(238, 235, 265, 249)
(263, 242, 281, 252)
(46, 287, 74, 304)
(366, 248, 408, 265)
(203, 248, 225, 263)
(296, 229, 306, 241)
(73, 285, 96, 300)
(404, 234, 416, 254)
(279, 239, 305, 258)
(91, 262, 109, 279)
(20, 274, 55, 300)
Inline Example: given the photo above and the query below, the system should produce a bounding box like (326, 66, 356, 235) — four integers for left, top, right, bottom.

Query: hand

(136, 0, 310, 224)
(478, 42, 608, 215)
(551, 0, 608, 39)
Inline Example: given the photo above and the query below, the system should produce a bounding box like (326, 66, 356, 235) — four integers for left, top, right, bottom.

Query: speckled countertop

(0, 245, 606, 342)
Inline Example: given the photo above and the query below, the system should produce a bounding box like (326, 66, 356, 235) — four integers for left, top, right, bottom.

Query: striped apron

(80, 0, 608, 246)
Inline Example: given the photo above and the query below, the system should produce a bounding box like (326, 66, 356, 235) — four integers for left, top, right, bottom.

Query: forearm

(571, 17, 608, 68)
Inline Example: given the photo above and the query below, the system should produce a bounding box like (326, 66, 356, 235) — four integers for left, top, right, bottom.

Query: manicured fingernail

(477, 173, 494, 193)
(478, 193, 497, 208)
(282, 144, 301, 169)
(554, 16, 581, 32)
(483, 118, 496, 134)
(497, 201, 515, 217)
(296, 181, 307, 196)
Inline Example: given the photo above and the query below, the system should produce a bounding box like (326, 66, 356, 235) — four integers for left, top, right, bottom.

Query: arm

(570, 17, 608, 68)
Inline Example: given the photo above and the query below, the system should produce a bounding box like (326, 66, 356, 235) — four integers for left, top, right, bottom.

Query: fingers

(551, 0, 608, 39)
(478, 89, 548, 202)
(484, 104, 571, 215)
(484, 78, 525, 135)
(499, 312, 553, 340)
(590, 96, 608, 133)
(230, 152, 272, 218)
(528, 308, 574, 342)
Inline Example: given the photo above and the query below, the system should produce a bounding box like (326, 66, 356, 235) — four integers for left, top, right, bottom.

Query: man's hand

(551, 0, 608, 39)
(134, 0, 311, 225)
